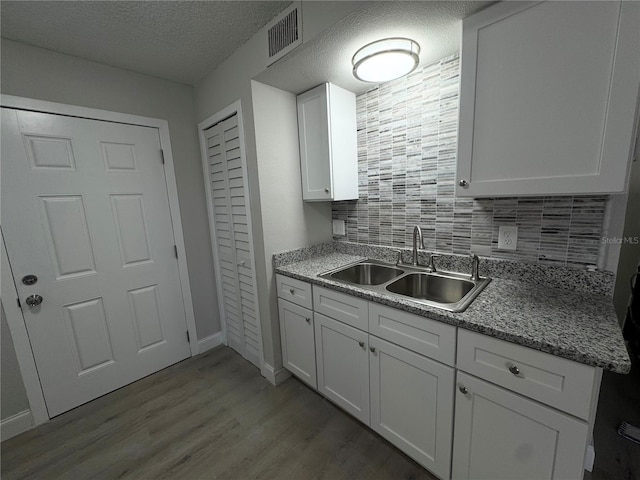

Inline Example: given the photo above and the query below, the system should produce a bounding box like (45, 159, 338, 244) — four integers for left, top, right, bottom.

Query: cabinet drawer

(276, 274, 312, 309)
(313, 286, 368, 331)
(457, 329, 596, 419)
(369, 304, 456, 367)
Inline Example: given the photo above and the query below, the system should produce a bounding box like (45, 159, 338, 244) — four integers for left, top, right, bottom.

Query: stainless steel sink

(386, 273, 474, 304)
(321, 259, 490, 312)
(327, 261, 405, 286)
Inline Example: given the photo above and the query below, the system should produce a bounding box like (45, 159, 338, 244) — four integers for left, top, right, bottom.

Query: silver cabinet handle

(289, 288, 295, 295)
(305, 317, 311, 324)
(25, 294, 43, 308)
(324, 187, 330, 193)
(459, 385, 468, 394)
(459, 179, 468, 188)
(369, 346, 376, 353)
(508, 365, 520, 375)
(358, 341, 365, 349)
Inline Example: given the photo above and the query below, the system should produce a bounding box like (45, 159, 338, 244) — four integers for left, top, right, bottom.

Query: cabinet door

(278, 299, 316, 388)
(297, 84, 333, 201)
(457, 1, 640, 196)
(452, 372, 588, 480)
(314, 313, 370, 424)
(370, 336, 454, 480)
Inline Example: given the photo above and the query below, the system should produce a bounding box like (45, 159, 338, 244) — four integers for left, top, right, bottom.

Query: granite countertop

(275, 252, 631, 374)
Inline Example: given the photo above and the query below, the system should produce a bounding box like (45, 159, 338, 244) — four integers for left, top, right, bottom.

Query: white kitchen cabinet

(314, 313, 370, 424)
(457, 0, 640, 197)
(452, 372, 589, 480)
(369, 336, 454, 480)
(278, 299, 316, 388)
(297, 83, 358, 201)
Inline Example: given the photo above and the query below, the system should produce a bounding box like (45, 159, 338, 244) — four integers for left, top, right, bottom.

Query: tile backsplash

(332, 54, 607, 268)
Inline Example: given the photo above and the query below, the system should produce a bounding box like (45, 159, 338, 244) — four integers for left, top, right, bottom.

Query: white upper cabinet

(457, 1, 640, 197)
(297, 83, 358, 201)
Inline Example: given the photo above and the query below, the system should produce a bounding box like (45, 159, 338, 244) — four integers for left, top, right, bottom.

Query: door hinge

(174, 245, 178, 259)
(160, 149, 165, 164)
(186, 330, 191, 343)
(17, 297, 21, 309)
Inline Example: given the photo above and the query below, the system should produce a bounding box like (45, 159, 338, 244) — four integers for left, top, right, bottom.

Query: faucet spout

(412, 226, 424, 266)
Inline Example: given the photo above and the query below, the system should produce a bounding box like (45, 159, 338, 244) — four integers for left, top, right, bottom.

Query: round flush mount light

(352, 37, 420, 83)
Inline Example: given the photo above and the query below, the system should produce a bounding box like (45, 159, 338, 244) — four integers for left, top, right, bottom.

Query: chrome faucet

(412, 226, 424, 266)
(470, 253, 480, 281)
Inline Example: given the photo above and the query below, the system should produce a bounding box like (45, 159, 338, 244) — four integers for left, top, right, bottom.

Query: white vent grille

(266, 3, 302, 66)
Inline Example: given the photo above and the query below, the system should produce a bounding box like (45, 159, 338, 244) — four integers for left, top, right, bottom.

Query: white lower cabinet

(370, 336, 454, 480)
(452, 372, 589, 480)
(314, 313, 370, 424)
(278, 299, 317, 388)
(277, 278, 598, 480)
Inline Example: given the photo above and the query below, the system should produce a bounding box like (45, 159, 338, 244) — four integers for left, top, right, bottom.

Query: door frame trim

(197, 100, 265, 371)
(1, 95, 200, 424)
(1, 230, 49, 425)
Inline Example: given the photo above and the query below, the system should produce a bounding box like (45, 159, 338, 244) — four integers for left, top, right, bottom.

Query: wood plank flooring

(1, 346, 436, 480)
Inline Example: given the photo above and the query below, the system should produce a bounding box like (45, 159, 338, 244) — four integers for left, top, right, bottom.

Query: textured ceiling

(0, 1, 290, 85)
(256, 1, 495, 95)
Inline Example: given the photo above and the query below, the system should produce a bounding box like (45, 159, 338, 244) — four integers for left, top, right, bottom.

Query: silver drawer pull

(289, 288, 295, 295)
(459, 385, 469, 394)
(358, 341, 365, 349)
(305, 317, 311, 324)
(369, 346, 376, 354)
(508, 364, 520, 375)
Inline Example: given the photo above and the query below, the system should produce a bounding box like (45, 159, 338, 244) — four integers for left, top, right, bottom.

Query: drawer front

(369, 303, 456, 367)
(313, 286, 368, 331)
(457, 329, 596, 420)
(276, 274, 312, 309)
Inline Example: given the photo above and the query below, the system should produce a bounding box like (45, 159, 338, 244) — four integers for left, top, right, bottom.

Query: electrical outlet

(498, 225, 518, 251)
(332, 219, 346, 236)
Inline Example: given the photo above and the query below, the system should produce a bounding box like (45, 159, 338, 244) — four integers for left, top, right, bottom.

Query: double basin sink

(320, 259, 491, 312)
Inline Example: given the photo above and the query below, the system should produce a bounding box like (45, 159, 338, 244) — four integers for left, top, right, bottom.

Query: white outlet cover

(498, 225, 518, 250)
(332, 219, 346, 236)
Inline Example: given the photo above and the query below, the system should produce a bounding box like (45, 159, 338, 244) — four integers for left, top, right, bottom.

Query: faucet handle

(394, 250, 403, 266)
(469, 253, 480, 281)
(426, 252, 440, 272)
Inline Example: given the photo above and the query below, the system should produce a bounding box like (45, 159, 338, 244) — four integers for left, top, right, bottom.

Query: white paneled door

(1, 108, 191, 417)
(204, 113, 260, 367)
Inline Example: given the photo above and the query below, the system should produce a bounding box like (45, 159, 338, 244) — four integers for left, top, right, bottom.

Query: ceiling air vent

(266, 2, 302, 66)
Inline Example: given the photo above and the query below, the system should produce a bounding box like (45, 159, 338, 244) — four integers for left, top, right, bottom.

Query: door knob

(25, 294, 43, 308)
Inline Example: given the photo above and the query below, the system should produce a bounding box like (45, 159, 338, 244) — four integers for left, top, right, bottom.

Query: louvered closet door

(205, 114, 260, 367)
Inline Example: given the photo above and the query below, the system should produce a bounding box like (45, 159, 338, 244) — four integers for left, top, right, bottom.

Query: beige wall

(251, 80, 332, 370)
(614, 154, 640, 323)
(1, 39, 220, 340)
(194, 2, 359, 370)
(1, 302, 30, 420)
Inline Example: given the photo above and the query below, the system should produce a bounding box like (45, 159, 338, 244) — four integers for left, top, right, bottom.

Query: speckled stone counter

(275, 251, 631, 374)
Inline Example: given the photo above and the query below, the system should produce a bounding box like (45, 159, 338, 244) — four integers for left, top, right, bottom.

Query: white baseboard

(1, 410, 33, 442)
(198, 332, 224, 354)
(261, 362, 292, 386)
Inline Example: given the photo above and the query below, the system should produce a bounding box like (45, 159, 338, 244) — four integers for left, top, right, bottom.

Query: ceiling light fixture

(352, 37, 420, 83)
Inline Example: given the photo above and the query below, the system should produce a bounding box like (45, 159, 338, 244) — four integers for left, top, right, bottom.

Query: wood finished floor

(1, 346, 437, 480)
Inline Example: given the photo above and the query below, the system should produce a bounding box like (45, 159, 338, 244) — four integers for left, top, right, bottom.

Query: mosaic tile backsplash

(332, 54, 607, 268)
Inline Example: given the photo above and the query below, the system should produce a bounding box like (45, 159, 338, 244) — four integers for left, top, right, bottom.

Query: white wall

(1, 302, 30, 420)
(194, 1, 361, 370)
(251, 80, 332, 371)
(0, 39, 220, 340)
